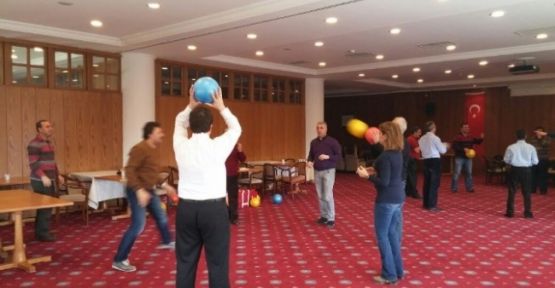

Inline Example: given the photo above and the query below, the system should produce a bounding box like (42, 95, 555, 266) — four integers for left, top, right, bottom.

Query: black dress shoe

(36, 234, 56, 242)
(524, 213, 534, 219)
(428, 207, 442, 212)
(467, 189, 475, 193)
(504, 213, 514, 218)
(317, 217, 328, 225)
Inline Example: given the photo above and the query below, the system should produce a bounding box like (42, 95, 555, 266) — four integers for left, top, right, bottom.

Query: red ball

(365, 127, 380, 145)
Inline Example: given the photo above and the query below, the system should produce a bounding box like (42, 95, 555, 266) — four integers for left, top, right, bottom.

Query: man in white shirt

(503, 129, 538, 218)
(418, 121, 449, 211)
(173, 87, 241, 288)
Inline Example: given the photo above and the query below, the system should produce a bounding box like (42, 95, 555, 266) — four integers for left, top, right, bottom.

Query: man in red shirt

(225, 143, 246, 224)
(406, 126, 422, 199)
(451, 123, 484, 193)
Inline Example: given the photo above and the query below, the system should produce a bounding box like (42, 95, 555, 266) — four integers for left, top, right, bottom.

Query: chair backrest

(284, 158, 296, 166)
(296, 161, 307, 176)
(263, 163, 276, 180)
(60, 174, 88, 195)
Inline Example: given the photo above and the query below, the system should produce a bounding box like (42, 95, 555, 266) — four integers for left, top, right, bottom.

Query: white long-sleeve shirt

(173, 106, 242, 200)
(504, 140, 539, 167)
(418, 132, 447, 159)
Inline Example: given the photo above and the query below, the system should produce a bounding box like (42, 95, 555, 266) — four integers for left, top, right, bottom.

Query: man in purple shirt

(307, 121, 341, 228)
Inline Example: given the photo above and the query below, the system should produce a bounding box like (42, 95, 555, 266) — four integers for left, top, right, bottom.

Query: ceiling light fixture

(375, 54, 384, 60)
(392, 74, 399, 79)
(255, 50, 264, 56)
(358, 73, 365, 77)
(247, 33, 257, 39)
(479, 60, 488, 66)
(318, 62, 327, 67)
(508, 63, 515, 68)
(412, 67, 421, 72)
(467, 74, 475, 79)
(390, 28, 401, 35)
(536, 33, 548, 40)
(90, 20, 103, 27)
(314, 41, 324, 47)
(417, 79, 424, 83)
(325, 17, 338, 24)
(161, 67, 168, 70)
(490, 10, 505, 18)
(147, 2, 160, 9)
(187, 45, 197, 51)
(446, 44, 456, 51)
(444, 69, 452, 74)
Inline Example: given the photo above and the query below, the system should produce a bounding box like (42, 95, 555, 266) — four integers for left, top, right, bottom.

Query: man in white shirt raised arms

(173, 86, 241, 288)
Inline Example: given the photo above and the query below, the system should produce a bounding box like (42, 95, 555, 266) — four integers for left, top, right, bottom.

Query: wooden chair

(280, 161, 308, 198)
(168, 166, 179, 188)
(238, 165, 263, 190)
(484, 155, 507, 184)
(56, 174, 90, 225)
(261, 163, 279, 196)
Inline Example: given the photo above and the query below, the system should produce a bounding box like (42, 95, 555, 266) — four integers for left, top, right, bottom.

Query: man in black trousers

(504, 129, 538, 218)
(173, 86, 241, 288)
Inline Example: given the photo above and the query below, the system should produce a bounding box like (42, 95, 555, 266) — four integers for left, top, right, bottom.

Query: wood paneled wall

(325, 87, 555, 172)
(156, 96, 306, 166)
(0, 85, 122, 177)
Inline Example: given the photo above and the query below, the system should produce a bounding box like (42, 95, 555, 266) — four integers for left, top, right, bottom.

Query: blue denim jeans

(374, 203, 404, 281)
(114, 187, 172, 262)
(451, 157, 473, 192)
(314, 169, 336, 221)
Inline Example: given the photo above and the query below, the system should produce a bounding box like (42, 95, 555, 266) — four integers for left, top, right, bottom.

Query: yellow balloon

(346, 119, 369, 139)
(466, 148, 476, 159)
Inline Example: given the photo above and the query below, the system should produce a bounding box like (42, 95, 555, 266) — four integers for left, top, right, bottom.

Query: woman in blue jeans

(357, 121, 406, 285)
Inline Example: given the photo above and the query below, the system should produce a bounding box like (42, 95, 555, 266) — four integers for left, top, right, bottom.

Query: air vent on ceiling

(289, 60, 310, 65)
(344, 50, 374, 58)
(416, 41, 454, 49)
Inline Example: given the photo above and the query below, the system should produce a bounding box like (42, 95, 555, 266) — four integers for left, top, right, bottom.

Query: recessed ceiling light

(325, 17, 338, 24)
(161, 67, 168, 70)
(375, 54, 384, 60)
(147, 2, 160, 9)
(390, 28, 401, 35)
(536, 33, 548, 40)
(508, 63, 515, 68)
(417, 79, 424, 83)
(348, 49, 356, 54)
(412, 67, 421, 72)
(247, 33, 257, 39)
(314, 41, 324, 47)
(90, 20, 103, 27)
(490, 10, 505, 18)
(467, 74, 475, 79)
(187, 45, 197, 51)
(255, 50, 264, 56)
(33, 47, 43, 52)
(358, 73, 365, 77)
(479, 60, 488, 66)
(392, 74, 399, 79)
(444, 69, 452, 74)
(318, 62, 327, 67)
(446, 44, 457, 51)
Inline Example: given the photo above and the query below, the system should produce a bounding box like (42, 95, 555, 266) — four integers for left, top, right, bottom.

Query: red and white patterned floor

(2, 174, 555, 287)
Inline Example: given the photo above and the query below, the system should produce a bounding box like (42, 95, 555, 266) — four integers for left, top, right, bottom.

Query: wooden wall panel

(0, 85, 122, 177)
(0, 86, 7, 176)
(155, 97, 306, 166)
(6, 86, 22, 176)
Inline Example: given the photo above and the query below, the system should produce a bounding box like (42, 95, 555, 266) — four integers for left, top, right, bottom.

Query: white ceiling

(1, 0, 555, 96)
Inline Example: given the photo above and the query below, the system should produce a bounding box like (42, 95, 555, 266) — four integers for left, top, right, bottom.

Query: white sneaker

(112, 260, 136, 272)
(157, 241, 175, 250)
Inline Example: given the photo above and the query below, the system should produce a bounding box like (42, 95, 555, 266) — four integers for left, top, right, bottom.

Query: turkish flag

(465, 92, 486, 156)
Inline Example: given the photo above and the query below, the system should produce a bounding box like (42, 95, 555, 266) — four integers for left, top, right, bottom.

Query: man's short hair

(424, 121, 435, 132)
(516, 129, 526, 140)
(535, 126, 545, 132)
(410, 126, 421, 134)
(190, 106, 213, 133)
(35, 120, 48, 132)
(143, 121, 161, 140)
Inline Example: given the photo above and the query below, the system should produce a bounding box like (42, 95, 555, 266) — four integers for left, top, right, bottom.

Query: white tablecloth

(70, 171, 126, 210)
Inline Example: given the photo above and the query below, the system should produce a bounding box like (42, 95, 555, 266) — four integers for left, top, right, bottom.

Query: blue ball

(272, 194, 283, 204)
(193, 76, 219, 104)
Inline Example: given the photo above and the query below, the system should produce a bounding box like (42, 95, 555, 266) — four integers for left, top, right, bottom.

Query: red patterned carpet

(2, 173, 555, 287)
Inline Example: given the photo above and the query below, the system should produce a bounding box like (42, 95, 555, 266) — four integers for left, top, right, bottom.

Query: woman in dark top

(357, 121, 405, 285)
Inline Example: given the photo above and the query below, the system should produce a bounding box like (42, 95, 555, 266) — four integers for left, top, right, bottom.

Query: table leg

(111, 207, 131, 220)
(0, 211, 52, 272)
